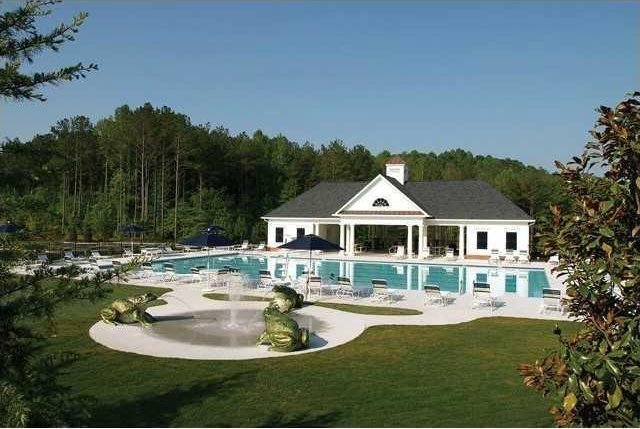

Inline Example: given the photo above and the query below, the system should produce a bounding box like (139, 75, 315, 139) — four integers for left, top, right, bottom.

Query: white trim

(331, 174, 431, 217)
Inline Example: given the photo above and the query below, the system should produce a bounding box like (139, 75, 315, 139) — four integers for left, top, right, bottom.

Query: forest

(0, 102, 569, 254)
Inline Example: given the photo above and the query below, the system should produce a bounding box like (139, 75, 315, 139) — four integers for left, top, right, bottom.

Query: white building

(262, 157, 534, 259)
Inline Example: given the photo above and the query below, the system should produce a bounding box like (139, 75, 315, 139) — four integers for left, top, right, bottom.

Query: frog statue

(271, 284, 304, 313)
(257, 304, 310, 352)
(100, 293, 158, 327)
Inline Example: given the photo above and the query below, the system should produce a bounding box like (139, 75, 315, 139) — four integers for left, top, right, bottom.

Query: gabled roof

(263, 179, 533, 221)
(263, 181, 367, 218)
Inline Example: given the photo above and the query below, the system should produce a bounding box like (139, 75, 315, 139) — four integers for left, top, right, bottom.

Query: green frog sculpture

(258, 304, 310, 352)
(100, 293, 158, 327)
(271, 284, 304, 313)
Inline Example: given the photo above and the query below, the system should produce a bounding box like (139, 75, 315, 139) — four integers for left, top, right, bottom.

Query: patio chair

(89, 257, 113, 272)
(235, 240, 250, 251)
(257, 270, 276, 291)
(189, 265, 207, 283)
(336, 276, 357, 299)
(505, 249, 516, 263)
(255, 242, 266, 251)
(548, 255, 560, 265)
(423, 285, 446, 306)
(63, 250, 86, 262)
(445, 248, 455, 260)
(472, 282, 496, 311)
(539, 288, 564, 314)
(371, 279, 391, 303)
(302, 276, 320, 296)
(162, 263, 177, 282)
(518, 250, 529, 263)
(489, 249, 500, 264)
(91, 250, 107, 259)
(388, 245, 405, 258)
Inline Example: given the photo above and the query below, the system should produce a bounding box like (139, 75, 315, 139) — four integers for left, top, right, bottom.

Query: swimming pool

(152, 254, 550, 298)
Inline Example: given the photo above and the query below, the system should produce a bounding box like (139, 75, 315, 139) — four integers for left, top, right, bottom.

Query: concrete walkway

(89, 273, 572, 361)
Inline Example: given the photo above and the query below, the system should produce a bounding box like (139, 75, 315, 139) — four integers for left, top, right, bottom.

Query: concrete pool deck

(89, 269, 572, 360)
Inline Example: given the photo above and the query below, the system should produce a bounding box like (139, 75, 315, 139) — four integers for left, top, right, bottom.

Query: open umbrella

(179, 227, 234, 288)
(120, 224, 145, 251)
(0, 221, 21, 233)
(279, 234, 343, 297)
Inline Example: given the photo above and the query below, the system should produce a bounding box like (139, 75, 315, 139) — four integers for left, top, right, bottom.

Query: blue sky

(2, 1, 638, 169)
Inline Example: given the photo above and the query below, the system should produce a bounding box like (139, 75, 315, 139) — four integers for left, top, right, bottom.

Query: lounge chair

(90, 250, 107, 259)
(162, 263, 177, 282)
(424, 285, 446, 306)
(336, 276, 357, 299)
(235, 240, 251, 251)
(371, 279, 391, 303)
(388, 245, 405, 258)
(518, 250, 529, 263)
(445, 248, 455, 260)
(307, 276, 323, 296)
(548, 255, 560, 265)
(257, 270, 276, 291)
(255, 242, 266, 251)
(89, 257, 113, 272)
(63, 250, 86, 262)
(489, 249, 500, 264)
(472, 282, 496, 311)
(505, 249, 516, 263)
(540, 288, 564, 314)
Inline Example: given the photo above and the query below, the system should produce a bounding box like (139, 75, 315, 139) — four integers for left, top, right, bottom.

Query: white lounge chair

(505, 249, 516, 263)
(423, 285, 446, 306)
(257, 270, 276, 291)
(90, 250, 107, 259)
(540, 288, 565, 314)
(255, 242, 266, 251)
(162, 263, 177, 282)
(445, 248, 455, 260)
(336, 276, 357, 299)
(388, 245, 405, 258)
(472, 282, 496, 311)
(548, 255, 560, 265)
(235, 240, 251, 251)
(371, 279, 392, 303)
(518, 250, 529, 263)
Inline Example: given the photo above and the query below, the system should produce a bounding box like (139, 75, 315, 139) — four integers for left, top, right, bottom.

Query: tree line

(0, 102, 569, 252)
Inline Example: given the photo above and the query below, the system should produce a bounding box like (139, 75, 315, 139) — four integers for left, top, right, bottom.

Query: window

(372, 198, 390, 207)
(275, 227, 283, 243)
(296, 228, 305, 239)
(476, 231, 488, 250)
(476, 273, 488, 283)
(506, 232, 517, 251)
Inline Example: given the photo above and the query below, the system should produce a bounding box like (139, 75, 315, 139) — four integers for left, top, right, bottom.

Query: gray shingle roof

(263, 181, 367, 218)
(263, 178, 532, 221)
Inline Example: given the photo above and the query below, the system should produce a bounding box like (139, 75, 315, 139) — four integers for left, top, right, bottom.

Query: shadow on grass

(257, 410, 342, 428)
(91, 371, 256, 427)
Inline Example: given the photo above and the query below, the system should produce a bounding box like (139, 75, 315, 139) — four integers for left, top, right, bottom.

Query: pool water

(153, 254, 549, 298)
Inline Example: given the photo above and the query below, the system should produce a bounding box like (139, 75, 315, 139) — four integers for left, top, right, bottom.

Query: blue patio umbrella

(279, 234, 343, 296)
(0, 222, 21, 233)
(120, 224, 145, 251)
(179, 228, 234, 288)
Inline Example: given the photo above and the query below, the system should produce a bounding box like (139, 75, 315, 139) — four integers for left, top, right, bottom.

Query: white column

(458, 225, 465, 260)
(407, 225, 413, 258)
(418, 223, 424, 258)
(339, 223, 345, 254)
(349, 224, 356, 256)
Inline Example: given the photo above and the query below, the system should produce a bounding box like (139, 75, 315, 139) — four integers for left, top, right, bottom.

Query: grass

(41, 284, 580, 427)
(204, 292, 423, 315)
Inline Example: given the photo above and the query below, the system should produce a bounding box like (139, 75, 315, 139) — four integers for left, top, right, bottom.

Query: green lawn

(204, 292, 423, 315)
(42, 284, 578, 427)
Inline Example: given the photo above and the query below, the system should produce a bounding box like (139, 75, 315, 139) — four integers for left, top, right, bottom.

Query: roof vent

(385, 156, 408, 185)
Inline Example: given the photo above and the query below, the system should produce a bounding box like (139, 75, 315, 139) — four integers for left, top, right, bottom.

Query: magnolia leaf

(563, 392, 577, 411)
(608, 385, 623, 409)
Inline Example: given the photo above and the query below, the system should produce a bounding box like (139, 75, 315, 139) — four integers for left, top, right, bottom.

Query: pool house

(262, 157, 534, 259)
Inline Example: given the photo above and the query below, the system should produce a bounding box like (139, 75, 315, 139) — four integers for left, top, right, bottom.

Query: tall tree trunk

(61, 172, 66, 236)
(174, 137, 179, 243)
(160, 147, 165, 239)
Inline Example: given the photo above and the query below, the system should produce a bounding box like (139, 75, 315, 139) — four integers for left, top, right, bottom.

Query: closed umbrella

(279, 234, 343, 297)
